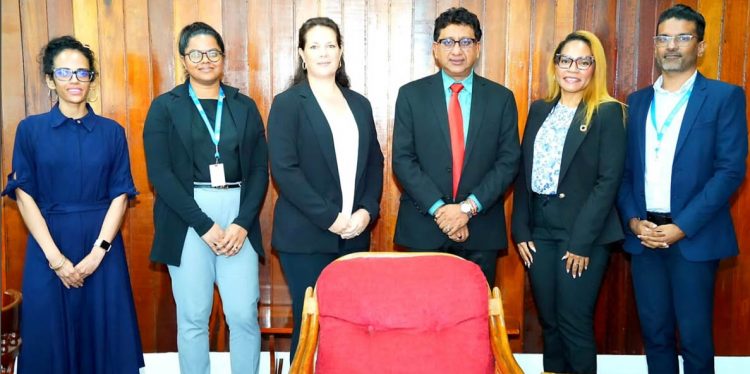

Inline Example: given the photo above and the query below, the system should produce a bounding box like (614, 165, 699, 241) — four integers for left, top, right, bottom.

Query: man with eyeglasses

(392, 7, 520, 286)
(618, 4, 747, 373)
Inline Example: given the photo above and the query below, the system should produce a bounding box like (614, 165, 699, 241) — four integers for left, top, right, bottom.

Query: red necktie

(448, 83, 464, 200)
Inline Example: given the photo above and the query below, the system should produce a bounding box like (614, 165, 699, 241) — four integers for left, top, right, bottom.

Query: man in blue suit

(618, 4, 747, 373)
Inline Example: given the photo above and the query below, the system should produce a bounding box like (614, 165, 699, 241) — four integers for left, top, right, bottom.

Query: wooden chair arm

(489, 287, 524, 374)
(290, 287, 319, 374)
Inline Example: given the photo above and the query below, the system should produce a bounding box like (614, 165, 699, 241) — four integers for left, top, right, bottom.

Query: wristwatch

(94, 239, 112, 252)
(460, 201, 473, 217)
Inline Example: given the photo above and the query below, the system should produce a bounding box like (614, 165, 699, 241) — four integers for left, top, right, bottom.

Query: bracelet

(48, 256, 67, 271)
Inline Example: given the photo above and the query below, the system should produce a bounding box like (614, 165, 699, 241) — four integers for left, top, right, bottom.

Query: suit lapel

(342, 88, 370, 187)
(633, 88, 653, 172)
(168, 83, 196, 164)
(463, 76, 486, 168)
(300, 82, 341, 186)
(558, 103, 588, 182)
(427, 72, 452, 151)
(524, 101, 556, 189)
(674, 73, 707, 156)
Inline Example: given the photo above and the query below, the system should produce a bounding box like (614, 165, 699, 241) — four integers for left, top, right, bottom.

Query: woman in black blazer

(143, 22, 267, 374)
(267, 17, 384, 360)
(511, 31, 625, 374)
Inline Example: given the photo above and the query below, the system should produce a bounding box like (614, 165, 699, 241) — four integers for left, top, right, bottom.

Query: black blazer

(512, 99, 626, 257)
(267, 81, 384, 254)
(392, 72, 520, 250)
(144, 82, 268, 266)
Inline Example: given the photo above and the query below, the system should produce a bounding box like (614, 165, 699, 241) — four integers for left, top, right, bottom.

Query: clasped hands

(328, 209, 370, 239)
(52, 246, 108, 289)
(201, 223, 248, 256)
(435, 204, 469, 242)
(629, 219, 685, 249)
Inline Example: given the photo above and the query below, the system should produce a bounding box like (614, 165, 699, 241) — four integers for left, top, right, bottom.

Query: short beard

(655, 54, 697, 73)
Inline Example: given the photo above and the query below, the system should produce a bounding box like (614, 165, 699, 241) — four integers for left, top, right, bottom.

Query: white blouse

(321, 104, 359, 217)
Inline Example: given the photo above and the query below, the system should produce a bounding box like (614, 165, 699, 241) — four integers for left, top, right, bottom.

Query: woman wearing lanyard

(267, 17, 384, 361)
(143, 22, 268, 374)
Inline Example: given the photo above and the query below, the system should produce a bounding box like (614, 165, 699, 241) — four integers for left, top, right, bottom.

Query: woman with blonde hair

(511, 30, 626, 374)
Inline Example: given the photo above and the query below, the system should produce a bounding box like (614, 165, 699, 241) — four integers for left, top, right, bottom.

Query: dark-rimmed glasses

(436, 38, 477, 50)
(555, 54, 595, 71)
(653, 34, 696, 47)
(53, 68, 95, 82)
(184, 49, 223, 63)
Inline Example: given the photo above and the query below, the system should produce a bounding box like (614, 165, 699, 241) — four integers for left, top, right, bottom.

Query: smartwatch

(94, 239, 112, 252)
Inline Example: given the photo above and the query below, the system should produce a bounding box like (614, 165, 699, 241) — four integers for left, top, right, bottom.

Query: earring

(48, 89, 58, 103)
(302, 61, 307, 70)
(87, 86, 99, 103)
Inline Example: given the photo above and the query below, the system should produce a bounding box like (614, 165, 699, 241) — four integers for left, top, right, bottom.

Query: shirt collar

(653, 70, 698, 95)
(441, 69, 474, 95)
(50, 103, 96, 132)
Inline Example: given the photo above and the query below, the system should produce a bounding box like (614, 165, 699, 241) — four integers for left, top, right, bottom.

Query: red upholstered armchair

(290, 252, 523, 374)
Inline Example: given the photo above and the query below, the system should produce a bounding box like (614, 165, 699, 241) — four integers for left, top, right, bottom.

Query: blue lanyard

(649, 87, 692, 153)
(188, 84, 225, 161)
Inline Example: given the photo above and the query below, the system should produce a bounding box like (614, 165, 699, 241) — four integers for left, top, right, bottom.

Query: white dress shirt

(644, 71, 697, 213)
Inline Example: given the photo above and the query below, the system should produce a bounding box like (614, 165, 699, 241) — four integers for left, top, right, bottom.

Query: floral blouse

(531, 102, 577, 194)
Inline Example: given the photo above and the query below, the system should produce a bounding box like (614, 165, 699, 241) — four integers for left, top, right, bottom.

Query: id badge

(209, 163, 226, 187)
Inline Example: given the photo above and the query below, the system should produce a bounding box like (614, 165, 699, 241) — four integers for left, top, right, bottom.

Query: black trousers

(408, 245, 499, 286)
(277, 249, 358, 363)
(528, 195, 610, 374)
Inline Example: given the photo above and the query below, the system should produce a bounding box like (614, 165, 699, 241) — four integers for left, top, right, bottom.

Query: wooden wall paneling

(294, 0, 320, 33)
(481, 0, 506, 86)
(339, 0, 367, 91)
(635, 1, 657, 90)
(269, 0, 296, 305)
(501, 0, 531, 352)
(529, 0, 555, 102)
(553, 0, 575, 43)
(714, 0, 750, 356)
(363, 0, 391, 251)
(123, 0, 157, 353)
(412, 0, 437, 83)
(46, 0, 74, 38)
(382, 0, 413, 254)
(437, 0, 461, 12)
(613, 0, 638, 99)
(322, 0, 343, 24)
(172, 0, 199, 84)
(1, 0, 27, 293)
(147, 0, 177, 353)
(591, 0, 618, 92)
(197, 0, 223, 33)
(72, 0, 101, 114)
(247, 0, 278, 308)
(21, 0, 51, 118)
(697, 0, 723, 79)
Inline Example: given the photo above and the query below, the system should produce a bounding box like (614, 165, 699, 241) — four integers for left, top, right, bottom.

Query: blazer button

(558, 193, 566, 199)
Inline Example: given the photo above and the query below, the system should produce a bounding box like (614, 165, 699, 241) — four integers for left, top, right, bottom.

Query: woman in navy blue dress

(2, 36, 144, 373)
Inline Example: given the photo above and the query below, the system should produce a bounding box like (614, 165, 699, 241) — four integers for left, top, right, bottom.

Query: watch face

(460, 203, 471, 214)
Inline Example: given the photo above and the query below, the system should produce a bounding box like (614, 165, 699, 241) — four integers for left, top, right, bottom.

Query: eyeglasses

(555, 54, 595, 70)
(184, 49, 223, 63)
(653, 34, 696, 47)
(53, 68, 95, 82)
(436, 38, 477, 50)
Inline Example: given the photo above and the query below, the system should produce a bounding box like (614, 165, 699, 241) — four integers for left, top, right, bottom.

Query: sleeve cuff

(468, 194, 483, 212)
(428, 199, 445, 216)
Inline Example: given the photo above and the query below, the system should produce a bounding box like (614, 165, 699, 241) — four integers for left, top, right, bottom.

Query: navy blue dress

(2, 104, 144, 373)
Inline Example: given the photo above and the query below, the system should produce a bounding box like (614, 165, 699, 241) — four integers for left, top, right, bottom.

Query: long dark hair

(291, 17, 350, 88)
